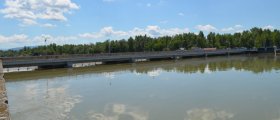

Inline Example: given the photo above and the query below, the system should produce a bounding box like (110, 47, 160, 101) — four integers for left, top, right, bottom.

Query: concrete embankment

(0, 59, 10, 120)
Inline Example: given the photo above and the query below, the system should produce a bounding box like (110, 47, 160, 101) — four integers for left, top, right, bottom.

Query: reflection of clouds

(11, 83, 82, 120)
(204, 64, 212, 74)
(87, 103, 148, 120)
(133, 71, 142, 76)
(185, 108, 234, 120)
(111, 104, 126, 114)
(44, 86, 82, 120)
(103, 72, 115, 79)
(24, 83, 39, 97)
(147, 69, 162, 77)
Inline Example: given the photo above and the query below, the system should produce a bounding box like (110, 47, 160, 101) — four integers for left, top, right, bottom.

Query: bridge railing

(1, 49, 247, 64)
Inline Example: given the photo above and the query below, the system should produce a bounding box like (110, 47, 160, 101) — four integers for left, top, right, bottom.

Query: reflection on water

(273, 117, 280, 120)
(4, 54, 280, 120)
(5, 54, 280, 81)
(185, 108, 234, 120)
(8, 82, 82, 120)
(87, 104, 148, 120)
(103, 72, 115, 79)
(147, 68, 162, 78)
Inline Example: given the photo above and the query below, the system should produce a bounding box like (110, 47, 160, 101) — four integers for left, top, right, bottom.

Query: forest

(1, 27, 280, 57)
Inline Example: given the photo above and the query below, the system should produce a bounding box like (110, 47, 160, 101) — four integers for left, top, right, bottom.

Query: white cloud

(234, 25, 243, 28)
(129, 27, 146, 36)
(101, 26, 127, 37)
(0, 34, 33, 49)
(41, 23, 56, 28)
(195, 24, 217, 32)
(0, 26, 190, 49)
(22, 18, 38, 25)
(79, 26, 190, 39)
(33, 34, 78, 45)
(146, 25, 161, 36)
(221, 25, 244, 33)
(129, 25, 189, 37)
(178, 12, 185, 16)
(78, 33, 101, 39)
(161, 28, 190, 36)
(146, 3, 152, 7)
(0, 34, 29, 44)
(221, 27, 234, 32)
(0, 0, 79, 26)
(0, 34, 80, 49)
(79, 26, 127, 39)
(263, 25, 274, 30)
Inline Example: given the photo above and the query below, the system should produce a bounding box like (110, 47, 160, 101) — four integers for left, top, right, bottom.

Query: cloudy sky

(0, 0, 279, 49)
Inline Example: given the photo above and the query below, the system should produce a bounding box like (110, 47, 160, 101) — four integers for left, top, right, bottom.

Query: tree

(207, 32, 216, 48)
(197, 31, 207, 48)
(128, 37, 135, 52)
(1, 27, 280, 57)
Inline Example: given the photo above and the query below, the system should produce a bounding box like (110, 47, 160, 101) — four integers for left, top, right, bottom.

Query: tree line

(1, 27, 280, 57)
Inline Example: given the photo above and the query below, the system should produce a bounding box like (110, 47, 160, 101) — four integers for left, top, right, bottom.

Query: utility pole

(108, 40, 111, 54)
(42, 36, 49, 55)
(42, 37, 50, 99)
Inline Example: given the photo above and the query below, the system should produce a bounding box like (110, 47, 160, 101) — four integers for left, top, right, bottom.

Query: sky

(0, 0, 279, 49)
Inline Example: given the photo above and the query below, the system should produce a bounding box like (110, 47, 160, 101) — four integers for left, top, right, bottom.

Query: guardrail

(1, 49, 246, 60)
(1, 49, 248, 68)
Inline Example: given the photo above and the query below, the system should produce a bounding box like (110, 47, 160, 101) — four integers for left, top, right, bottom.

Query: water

(4, 54, 280, 120)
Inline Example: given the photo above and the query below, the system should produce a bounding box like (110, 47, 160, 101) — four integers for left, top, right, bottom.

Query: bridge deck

(1, 49, 250, 68)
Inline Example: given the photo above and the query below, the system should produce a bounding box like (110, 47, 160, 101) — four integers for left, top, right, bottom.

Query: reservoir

(4, 54, 280, 120)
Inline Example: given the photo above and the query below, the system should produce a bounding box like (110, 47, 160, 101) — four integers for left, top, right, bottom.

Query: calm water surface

(5, 54, 280, 120)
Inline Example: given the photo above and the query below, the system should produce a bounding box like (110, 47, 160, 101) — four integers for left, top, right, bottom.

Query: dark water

(5, 54, 280, 120)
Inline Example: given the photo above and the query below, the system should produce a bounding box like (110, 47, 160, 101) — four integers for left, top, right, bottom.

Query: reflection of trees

(133, 55, 280, 74)
(185, 108, 234, 120)
(86, 103, 148, 120)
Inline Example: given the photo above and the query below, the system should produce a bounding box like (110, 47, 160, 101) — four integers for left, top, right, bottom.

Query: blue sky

(0, 0, 279, 49)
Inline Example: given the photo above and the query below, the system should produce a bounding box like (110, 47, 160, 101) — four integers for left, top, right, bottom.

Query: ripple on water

(10, 84, 82, 120)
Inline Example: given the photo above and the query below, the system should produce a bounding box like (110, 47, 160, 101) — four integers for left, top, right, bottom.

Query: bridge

(0, 49, 254, 69)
